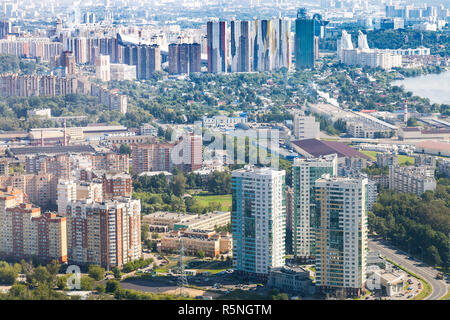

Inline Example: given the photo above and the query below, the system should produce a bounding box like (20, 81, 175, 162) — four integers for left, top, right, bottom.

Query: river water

(392, 70, 450, 105)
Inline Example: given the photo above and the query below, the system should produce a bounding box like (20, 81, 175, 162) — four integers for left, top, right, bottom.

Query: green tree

(80, 276, 95, 291)
(112, 267, 122, 279)
(426, 245, 442, 266)
(96, 283, 106, 294)
(0, 263, 18, 285)
(106, 280, 121, 293)
(88, 265, 106, 281)
(171, 173, 186, 197)
(119, 143, 132, 155)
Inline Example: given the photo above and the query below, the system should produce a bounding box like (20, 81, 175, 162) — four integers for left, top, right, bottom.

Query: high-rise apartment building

(91, 153, 130, 172)
(314, 175, 368, 296)
(0, 173, 57, 207)
(231, 166, 286, 279)
(230, 19, 291, 73)
(207, 21, 227, 73)
(57, 180, 77, 215)
(172, 133, 203, 172)
(0, 20, 11, 39)
(168, 43, 201, 75)
(95, 54, 111, 82)
(102, 172, 133, 199)
(61, 51, 76, 75)
(0, 187, 67, 263)
(132, 143, 174, 175)
(122, 44, 161, 80)
(292, 155, 337, 260)
(230, 20, 253, 72)
(65, 198, 141, 270)
(295, 9, 316, 69)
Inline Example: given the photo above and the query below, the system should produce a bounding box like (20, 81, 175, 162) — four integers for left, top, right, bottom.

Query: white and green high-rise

(314, 175, 368, 296)
(292, 154, 337, 260)
(231, 166, 286, 279)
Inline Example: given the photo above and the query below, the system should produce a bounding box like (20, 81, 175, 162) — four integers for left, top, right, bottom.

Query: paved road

(368, 236, 448, 300)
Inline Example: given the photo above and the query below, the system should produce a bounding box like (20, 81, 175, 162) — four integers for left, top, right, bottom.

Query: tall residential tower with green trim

(292, 154, 337, 260)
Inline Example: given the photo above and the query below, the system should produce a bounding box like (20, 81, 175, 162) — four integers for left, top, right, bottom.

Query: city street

(368, 235, 448, 300)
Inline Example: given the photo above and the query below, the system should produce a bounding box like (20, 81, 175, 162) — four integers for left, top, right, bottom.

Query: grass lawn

(359, 150, 415, 165)
(360, 150, 378, 161)
(398, 155, 415, 165)
(193, 194, 232, 211)
(186, 259, 232, 274)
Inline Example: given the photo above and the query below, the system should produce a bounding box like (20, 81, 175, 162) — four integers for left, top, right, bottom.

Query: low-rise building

(413, 154, 436, 168)
(267, 266, 313, 295)
(377, 152, 398, 168)
(437, 158, 450, 178)
(293, 114, 320, 140)
(389, 165, 436, 196)
(160, 229, 232, 257)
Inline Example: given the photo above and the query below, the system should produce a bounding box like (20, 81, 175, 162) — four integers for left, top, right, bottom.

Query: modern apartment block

(230, 20, 253, 73)
(57, 179, 104, 215)
(207, 21, 227, 73)
(102, 172, 133, 199)
(63, 36, 120, 64)
(0, 37, 63, 61)
(131, 143, 174, 175)
(25, 154, 72, 180)
(293, 114, 320, 140)
(389, 165, 436, 196)
(65, 198, 141, 270)
(292, 155, 337, 260)
(230, 19, 291, 72)
(231, 166, 286, 279)
(0, 187, 67, 263)
(314, 175, 368, 296)
(95, 54, 111, 82)
(0, 74, 127, 113)
(57, 180, 77, 215)
(253, 19, 291, 72)
(91, 153, 130, 173)
(26, 153, 129, 179)
(172, 133, 203, 172)
(122, 43, 161, 80)
(110, 63, 137, 81)
(0, 173, 57, 207)
(168, 43, 201, 74)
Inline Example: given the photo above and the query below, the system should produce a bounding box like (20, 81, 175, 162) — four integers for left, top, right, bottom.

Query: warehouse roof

(292, 139, 371, 160)
(8, 145, 95, 155)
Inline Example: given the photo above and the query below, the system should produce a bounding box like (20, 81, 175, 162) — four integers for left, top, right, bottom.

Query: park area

(192, 194, 232, 212)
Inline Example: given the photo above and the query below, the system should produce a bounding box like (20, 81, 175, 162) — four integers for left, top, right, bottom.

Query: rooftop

(292, 139, 371, 160)
(8, 145, 95, 156)
(416, 140, 450, 152)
